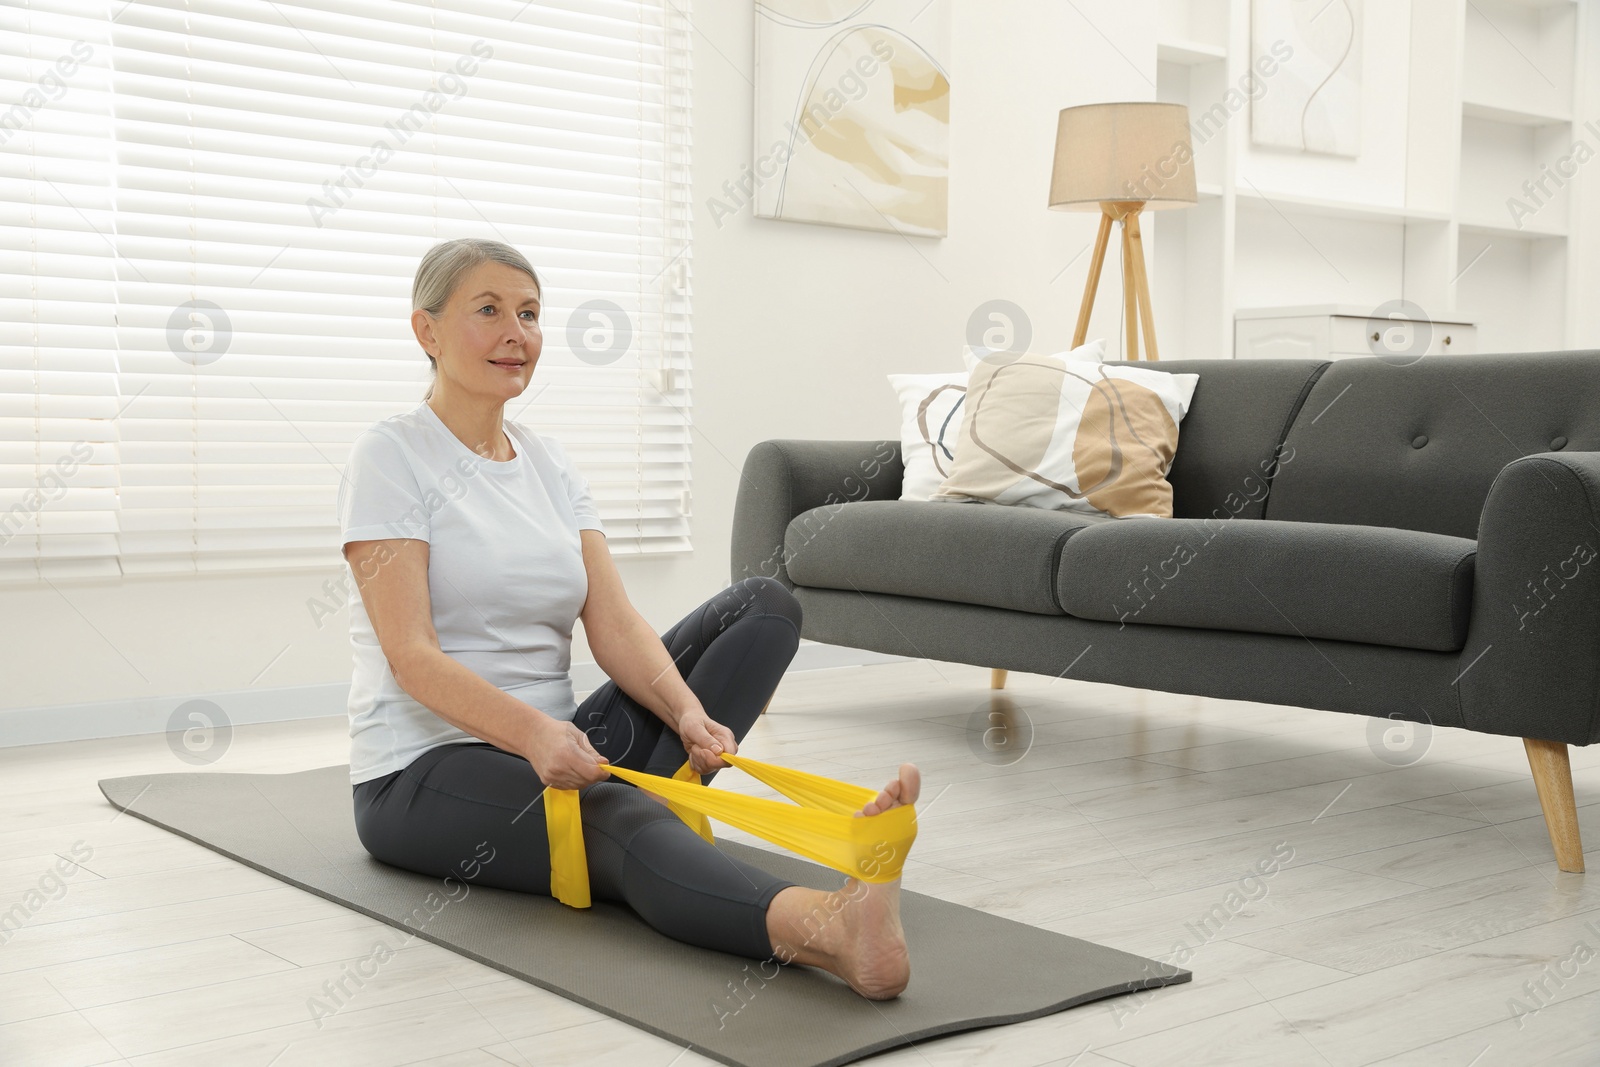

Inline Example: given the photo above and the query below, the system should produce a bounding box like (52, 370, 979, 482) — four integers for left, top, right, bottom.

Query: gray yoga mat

(98, 765, 1190, 1067)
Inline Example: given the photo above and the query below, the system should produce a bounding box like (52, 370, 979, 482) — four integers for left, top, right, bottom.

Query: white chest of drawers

(1235, 304, 1478, 361)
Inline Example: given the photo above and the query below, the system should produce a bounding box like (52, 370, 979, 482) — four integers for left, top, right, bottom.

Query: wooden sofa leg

(759, 696, 772, 716)
(1524, 738, 1586, 874)
(991, 668, 1008, 690)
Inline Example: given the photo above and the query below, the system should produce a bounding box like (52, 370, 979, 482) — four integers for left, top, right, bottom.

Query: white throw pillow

(888, 340, 1107, 501)
(887, 369, 968, 501)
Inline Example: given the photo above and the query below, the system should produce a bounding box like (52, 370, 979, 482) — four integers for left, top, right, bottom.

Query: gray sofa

(730, 352, 1600, 873)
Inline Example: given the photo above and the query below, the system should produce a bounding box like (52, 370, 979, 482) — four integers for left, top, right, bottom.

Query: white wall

(7, 0, 1600, 737)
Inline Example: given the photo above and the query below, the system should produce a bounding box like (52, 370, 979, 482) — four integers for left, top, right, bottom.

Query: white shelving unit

(1149, 0, 1589, 360)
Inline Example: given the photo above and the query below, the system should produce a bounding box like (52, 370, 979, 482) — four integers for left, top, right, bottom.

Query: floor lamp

(1048, 102, 1197, 361)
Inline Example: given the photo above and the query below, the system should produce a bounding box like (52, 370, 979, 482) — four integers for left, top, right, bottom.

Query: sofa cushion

(785, 500, 1115, 615)
(1055, 517, 1478, 651)
(1265, 351, 1600, 539)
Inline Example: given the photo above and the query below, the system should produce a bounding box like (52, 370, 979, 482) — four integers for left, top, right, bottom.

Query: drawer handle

(1443, 335, 1452, 346)
(1371, 331, 1380, 343)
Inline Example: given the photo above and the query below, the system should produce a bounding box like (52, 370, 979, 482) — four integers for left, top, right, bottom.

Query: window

(1, 0, 693, 582)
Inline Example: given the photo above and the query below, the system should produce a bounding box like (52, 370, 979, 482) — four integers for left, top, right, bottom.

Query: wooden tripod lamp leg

(1073, 210, 1115, 348)
(1125, 209, 1159, 361)
(1121, 217, 1139, 361)
(1072, 201, 1160, 361)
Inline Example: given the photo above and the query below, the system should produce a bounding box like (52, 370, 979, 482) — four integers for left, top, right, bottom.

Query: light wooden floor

(2, 659, 1598, 1066)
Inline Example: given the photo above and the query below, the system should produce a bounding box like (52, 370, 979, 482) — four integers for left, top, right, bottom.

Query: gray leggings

(352, 576, 803, 959)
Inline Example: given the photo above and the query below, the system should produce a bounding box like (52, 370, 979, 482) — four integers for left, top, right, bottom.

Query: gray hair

(412, 238, 542, 400)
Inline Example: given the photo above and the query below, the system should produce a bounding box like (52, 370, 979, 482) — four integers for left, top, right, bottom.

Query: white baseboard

(0, 641, 914, 750)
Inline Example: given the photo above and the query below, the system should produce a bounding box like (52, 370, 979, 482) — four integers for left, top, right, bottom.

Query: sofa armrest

(730, 439, 903, 590)
(1458, 451, 1600, 746)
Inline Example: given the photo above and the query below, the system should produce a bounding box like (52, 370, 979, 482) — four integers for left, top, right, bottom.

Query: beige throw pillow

(929, 354, 1200, 518)
(888, 341, 1106, 501)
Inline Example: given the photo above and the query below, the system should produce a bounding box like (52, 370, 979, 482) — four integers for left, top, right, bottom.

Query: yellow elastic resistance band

(543, 752, 918, 909)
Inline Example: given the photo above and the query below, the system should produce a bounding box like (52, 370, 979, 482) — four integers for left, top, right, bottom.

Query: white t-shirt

(337, 400, 606, 785)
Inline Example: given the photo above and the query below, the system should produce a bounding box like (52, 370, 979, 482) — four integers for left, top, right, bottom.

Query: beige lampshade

(1049, 101, 1197, 211)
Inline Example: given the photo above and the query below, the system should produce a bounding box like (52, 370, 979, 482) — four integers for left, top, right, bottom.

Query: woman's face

(413, 260, 542, 401)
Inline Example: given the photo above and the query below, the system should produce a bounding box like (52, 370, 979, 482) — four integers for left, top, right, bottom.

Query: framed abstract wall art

(750, 0, 950, 236)
(1251, 0, 1362, 157)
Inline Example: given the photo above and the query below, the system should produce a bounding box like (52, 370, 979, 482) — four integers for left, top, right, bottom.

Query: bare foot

(765, 763, 920, 999)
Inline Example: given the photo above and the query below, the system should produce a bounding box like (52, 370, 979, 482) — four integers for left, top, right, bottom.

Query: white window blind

(1, 0, 693, 583)
(1, 4, 120, 583)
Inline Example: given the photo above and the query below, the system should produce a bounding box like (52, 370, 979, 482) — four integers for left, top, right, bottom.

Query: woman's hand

(524, 715, 610, 790)
(676, 705, 738, 774)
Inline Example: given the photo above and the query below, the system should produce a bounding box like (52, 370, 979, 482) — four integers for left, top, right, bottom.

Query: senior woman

(338, 237, 919, 999)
